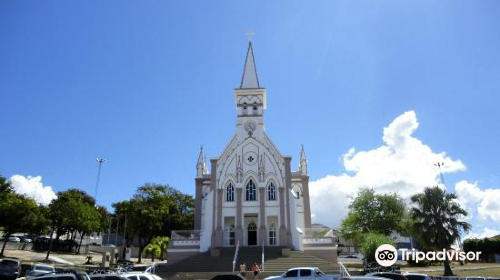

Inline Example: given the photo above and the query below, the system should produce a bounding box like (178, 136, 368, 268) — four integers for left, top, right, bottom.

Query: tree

(340, 188, 407, 243)
(410, 186, 471, 276)
(0, 175, 12, 194)
(0, 193, 42, 256)
(113, 183, 193, 263)
(150, 236, 169, 261)
(46, 189, 105, 258)
(360, 233, 395, 263)
(144, 243, 161, 262)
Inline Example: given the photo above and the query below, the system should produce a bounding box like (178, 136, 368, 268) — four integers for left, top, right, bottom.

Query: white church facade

(192, 42, 312, 252)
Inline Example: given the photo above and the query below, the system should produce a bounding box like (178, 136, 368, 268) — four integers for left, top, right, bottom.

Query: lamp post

(434, 162, 445, 185)
(94, 158, 107, 200)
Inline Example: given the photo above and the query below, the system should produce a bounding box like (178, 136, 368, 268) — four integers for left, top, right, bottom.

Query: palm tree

(410, 186, 471, 276)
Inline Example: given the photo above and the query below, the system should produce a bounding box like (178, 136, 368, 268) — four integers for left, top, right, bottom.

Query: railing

(232, 240, 240, 272)
(171, 230, 202, 240)
(339, 262, 350, 278)
(261, 240, 265, 272)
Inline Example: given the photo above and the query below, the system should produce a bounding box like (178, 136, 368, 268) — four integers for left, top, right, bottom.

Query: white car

(120, 272, 163, 280)
(403, 273, 432, 280)
(8, 236, 21, 243)
(265, 267, 335, 280)
(26, 264, 56, 279)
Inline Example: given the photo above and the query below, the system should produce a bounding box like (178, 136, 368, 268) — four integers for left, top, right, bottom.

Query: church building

(193, 42, 312, 252)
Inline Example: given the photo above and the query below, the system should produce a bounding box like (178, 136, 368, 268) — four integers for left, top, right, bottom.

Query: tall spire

(196, 146, 207, 177)
(239, 41, 260, 89)
(299, 144, 308, 175)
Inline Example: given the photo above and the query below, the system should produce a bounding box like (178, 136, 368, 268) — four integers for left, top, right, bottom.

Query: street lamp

(94, 158, 107, 201)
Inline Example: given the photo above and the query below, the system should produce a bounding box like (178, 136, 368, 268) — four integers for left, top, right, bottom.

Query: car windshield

(37, 266, 54, 272)
(315, 270, 325, 276)
(0, 260, 18, 266)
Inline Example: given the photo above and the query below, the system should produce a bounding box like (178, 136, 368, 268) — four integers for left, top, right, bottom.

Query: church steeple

(299, 144, 308, 175)
(196, 146, 207, 178)
(240, 41, 260, 89)
(234, 41, 267, 140)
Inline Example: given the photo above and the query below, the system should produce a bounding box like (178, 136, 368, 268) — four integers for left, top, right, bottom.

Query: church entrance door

(247, 221, 257, 246)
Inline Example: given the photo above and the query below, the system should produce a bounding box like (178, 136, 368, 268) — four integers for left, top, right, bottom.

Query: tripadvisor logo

(375, 244, 482, 267)
(375, 244, 398, 267)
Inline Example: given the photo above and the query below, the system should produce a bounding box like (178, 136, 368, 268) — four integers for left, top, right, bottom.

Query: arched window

(242, 102, 248, 113)
(226, 183, 234, 202)
(267, 182, 276, 201)
(245, 179, 257, 201)
(269, 223, 277, 245)
(248, 221, 257, 231)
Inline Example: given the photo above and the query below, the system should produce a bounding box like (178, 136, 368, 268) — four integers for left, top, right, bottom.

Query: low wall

(1, 242, 33, 251)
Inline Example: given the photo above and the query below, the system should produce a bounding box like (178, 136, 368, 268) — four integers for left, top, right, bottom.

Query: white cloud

(465, 227, 500, 239)
(310, 111, 466, 228)
(455, 180, 500, 223)
(9, 175, 57, 205)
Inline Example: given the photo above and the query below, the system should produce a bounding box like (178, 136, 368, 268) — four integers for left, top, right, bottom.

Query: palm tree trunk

(443, 254, 454, 276)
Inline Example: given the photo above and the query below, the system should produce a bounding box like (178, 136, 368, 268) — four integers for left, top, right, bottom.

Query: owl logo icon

(375, 244, 398, 267)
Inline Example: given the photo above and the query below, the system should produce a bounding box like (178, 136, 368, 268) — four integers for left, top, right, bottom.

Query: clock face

(244, 120, 257, 132)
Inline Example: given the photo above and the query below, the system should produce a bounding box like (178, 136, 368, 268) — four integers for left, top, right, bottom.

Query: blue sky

(1, 1, 499, 237)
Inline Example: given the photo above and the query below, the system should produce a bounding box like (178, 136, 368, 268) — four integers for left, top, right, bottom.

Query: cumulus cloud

(9, 175, 57, 205)
(310, 111, 466, 228)
(455, 180, 500, 223)
(465, 227, 500, 239)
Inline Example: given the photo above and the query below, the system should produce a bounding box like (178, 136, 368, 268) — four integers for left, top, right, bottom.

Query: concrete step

(159, 249, 339, 274)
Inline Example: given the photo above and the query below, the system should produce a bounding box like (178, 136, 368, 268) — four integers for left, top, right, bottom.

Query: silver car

(26, 264, 56, 279)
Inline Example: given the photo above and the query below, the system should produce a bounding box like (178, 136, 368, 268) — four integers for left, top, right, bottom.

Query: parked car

(264, 267, 335, 280)
(26, 264, 56, 278)
(340, 277, 389, 280)
(20, 236, 33, 243)
(366, 273, 408, 280)
(7, 237, 21, 243)
(0, 258, 21, 280)
(403, 273, 433, 280)
(120, 272, 163, 280)
(30, 271, 90, 280)
(89, 273, 131, 280)
(211, 275, 246, 280)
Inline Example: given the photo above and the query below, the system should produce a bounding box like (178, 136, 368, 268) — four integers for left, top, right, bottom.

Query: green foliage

(46, 189, 108, 256)
(410, 186, 471, 276)
(0, 191, 42, 255)
(49, 189, 101, 236)
(340, 188, 407, 243)
(113, 183, 193, 263)
(145, 236, 170, 261)
(463, 236, 500, 258)
(144, 243, 161, 261)
(360, 233, 395, 263)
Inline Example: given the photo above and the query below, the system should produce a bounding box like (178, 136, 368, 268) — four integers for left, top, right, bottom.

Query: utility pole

(87, 157, 106, 252)
(114, 217, 120, 246)
(94, 158, 107, 200)
(434, 162, 445, 185)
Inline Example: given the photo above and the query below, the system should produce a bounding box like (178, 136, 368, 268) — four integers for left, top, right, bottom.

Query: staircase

(157, 246, 339, 275)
